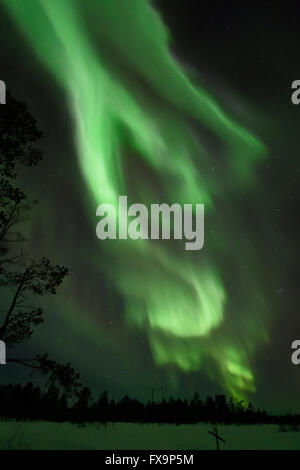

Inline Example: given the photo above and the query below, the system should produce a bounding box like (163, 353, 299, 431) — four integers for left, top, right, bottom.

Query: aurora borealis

(0, 0, 300, 411)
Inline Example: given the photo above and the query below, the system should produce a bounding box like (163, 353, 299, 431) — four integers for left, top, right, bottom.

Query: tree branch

(0, 268, 28, 338)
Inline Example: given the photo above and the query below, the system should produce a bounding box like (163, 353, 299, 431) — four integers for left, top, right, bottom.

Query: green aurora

(3, 0, 271, 400)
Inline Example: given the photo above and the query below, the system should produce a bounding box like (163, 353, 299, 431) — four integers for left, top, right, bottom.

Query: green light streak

(4, 0, 268, 399)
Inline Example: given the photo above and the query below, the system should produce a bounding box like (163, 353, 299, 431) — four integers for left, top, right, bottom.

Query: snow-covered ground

(0, 421, 299, 450)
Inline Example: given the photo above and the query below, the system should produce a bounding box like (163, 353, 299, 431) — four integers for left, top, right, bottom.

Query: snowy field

(0, 421, 299, 450)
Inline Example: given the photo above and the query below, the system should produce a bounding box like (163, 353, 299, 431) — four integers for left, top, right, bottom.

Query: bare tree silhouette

(0, 92, 81, 396)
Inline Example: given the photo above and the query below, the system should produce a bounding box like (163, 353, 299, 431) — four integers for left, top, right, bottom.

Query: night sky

(0, 0, 300, 413)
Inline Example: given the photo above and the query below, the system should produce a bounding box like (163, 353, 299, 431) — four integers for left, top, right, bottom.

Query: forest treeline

(0, 382, 299, 425)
